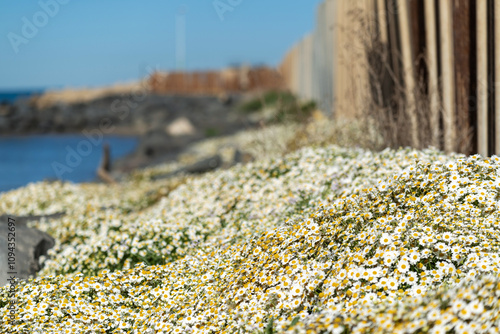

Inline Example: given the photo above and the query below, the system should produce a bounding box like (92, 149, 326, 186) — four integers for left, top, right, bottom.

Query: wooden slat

(440, 0, 457, 153)
(424, 0, 440, 148)
(477, 0, 488, 156)
(376, 0, 388, 44)
(397, 0, 420, 148)
(453, 0, 473, 154)
(495, 0, 500, 155)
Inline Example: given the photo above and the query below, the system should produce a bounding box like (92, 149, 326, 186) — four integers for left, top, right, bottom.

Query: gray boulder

(0, 214, 59, 287)
(184, 155, 222, 174)
(0, 116, 8, 132)
(233, 149, 255, 164)
(151, 154, 223, 180)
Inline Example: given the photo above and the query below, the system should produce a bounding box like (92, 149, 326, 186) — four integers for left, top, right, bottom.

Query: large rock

(233, 149, 255, 164)
(166, 117, 196, 136)
(140, 130, 175, 158)
(184, 155, 222, 174)
(0, 116, 8, 132)
(0, 215, 58, 287)
(151, 154, 223, 180)
(0, 104, 11, 117)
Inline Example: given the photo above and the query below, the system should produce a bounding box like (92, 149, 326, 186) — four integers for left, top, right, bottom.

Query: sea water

(0, 135, 138, 193)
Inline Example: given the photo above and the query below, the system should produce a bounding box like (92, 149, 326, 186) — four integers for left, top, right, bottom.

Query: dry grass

(31, 80, 147, 109)
(333, 6, 475, 154)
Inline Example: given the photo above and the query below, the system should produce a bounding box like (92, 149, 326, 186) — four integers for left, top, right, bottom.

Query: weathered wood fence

(280, 0, 500, 156)
(149, 67, 284, 95)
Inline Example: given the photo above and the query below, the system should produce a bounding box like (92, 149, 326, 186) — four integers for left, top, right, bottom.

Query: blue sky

(0, 0, 322, 90)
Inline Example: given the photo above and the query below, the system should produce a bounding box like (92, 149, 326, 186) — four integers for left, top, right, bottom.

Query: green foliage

(264, 317, 274, 334)
(239, 91, 294, 113)
(205, 127, 220, 137)
(274, 98, 316, 124)
(287, 317, 300, 330)
(239, 90, 316, 124)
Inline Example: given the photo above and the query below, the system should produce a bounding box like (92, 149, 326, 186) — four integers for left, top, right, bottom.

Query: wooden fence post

(376, 0, 388, 44)
(397, 0, 420, 148)
(440, 0, 457, 153)
(495, 0, 500, 155)
(424, 0, 440, 149)
(477, 0, 488, 156)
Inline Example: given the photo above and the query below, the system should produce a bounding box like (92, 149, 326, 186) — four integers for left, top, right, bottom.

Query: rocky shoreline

(0, 93, 261, 173)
